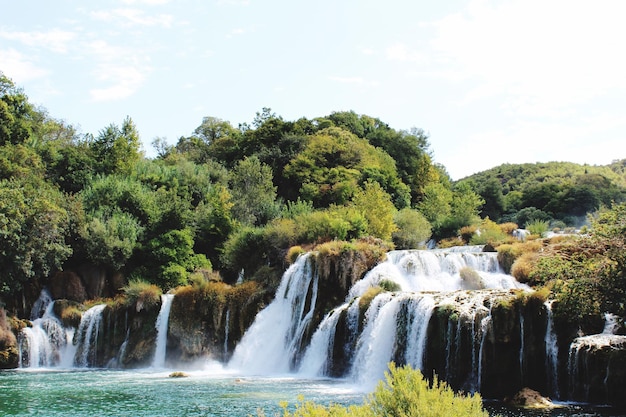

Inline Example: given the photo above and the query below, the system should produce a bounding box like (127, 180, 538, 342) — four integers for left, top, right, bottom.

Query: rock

(49, 271, 88, 302)
(0, 308, 19, 369)
(75, 265, 108, 299)
(505, 387, 559, 409)
(169, 371, 189, 378)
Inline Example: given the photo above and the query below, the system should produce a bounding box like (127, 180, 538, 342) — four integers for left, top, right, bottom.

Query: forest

(1, 70, 626, 333)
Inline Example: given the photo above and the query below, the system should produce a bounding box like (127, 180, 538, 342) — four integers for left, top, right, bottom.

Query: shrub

(59, 304, 83, 328)
(496, 240, 543, 274)
(286, 246, 306, 264)
(510, 252, 539, 283)
(526, 220, 550, 237)
(437, 237, 464, 248)
(358, 286, 383, 314)
(459, 267, 485, 290)
(122, 279, 162, 312)
(379, 279, 401, 292)
(274, 363, 489, 417)
(459, 225, 478, 244)
(499, 222, 519, 235)
(470, 218, 508, 246)
(392, 208, 432, 249)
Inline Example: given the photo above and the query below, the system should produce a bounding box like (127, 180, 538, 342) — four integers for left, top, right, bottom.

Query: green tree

(90, 116, 142, 175)
(0, 73, 38, 146)
(0, 179, 72, 296)
(351, 181, 397, 241)
(229, 156, 279, 226)
(392, 208, 432, 249)
(82, 209, 144, 271)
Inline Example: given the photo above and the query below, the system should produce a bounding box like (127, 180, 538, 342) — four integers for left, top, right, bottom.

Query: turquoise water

(0, 367, 362, 417)
(1, 367, 625, 417)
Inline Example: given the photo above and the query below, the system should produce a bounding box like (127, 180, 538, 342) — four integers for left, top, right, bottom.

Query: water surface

(1, 368, 624, 417)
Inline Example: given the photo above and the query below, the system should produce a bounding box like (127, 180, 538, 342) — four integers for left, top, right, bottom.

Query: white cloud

(0, 49, 48, 82)
(329, 76, 365, 84)
(120, 0, 170, 5)
(90, 65, 146, 101)
(91, 8, 173, 27)
(87, 40, 150, 102)
(428, 0, 626, 117)
(0, 29, 76, 53)
(386, 43, 425, 63)
(227, 28, 246, 37)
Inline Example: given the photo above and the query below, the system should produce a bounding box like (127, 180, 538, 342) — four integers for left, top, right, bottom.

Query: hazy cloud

(0, 49, 48, 82)
(91, 8, 174, 27)
(0, 29, 76, 53)
(429, 0, 626, 116)
(87, 40, 150, 102)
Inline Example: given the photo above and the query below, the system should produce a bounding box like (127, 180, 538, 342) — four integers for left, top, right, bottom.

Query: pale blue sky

(1, 0, 624, 179)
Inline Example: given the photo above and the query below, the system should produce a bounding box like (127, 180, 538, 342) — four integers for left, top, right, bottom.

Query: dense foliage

(2, 73, 465, 303)
(460, 161, 626, 227)
(1, 71, 625, 342)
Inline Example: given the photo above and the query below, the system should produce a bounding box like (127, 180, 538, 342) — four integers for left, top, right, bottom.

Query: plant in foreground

(265, 363, 489, 417)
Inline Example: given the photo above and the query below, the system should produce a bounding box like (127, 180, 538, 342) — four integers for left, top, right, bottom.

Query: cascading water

(228, 252, 319, 375)
(73, 304, 106, 367)
(544, 300, 560, 398)
(17, 289, 72, 368)
(567, 311, 626, 402)
(294, 248, 531, 394)
(152, 294, 175, 368)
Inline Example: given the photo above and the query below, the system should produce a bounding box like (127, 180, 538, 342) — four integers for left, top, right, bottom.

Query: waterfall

(292, 247, 530, 395)
(602, 312, 620, 335)
(30, 288, 53, 321)
(298, 303, 346, 377)
(404, 295, 436, 370)
(544, 300, 560, 398)
(74, 304, 106, 367)
(519, 312, 525, 385)
(348, 249, 528, 297)
(229, 253, 318, 375)
(224, 308, 230, 358)
(18, 291, 71, 368)
(350, 292, 399, 389)
(152, 294, 175, 368)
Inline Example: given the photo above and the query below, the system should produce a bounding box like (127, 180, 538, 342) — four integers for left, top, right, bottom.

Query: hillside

(459, 160, 626, 226)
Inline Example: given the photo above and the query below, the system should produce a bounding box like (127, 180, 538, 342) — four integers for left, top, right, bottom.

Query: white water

(348, 249, 528, 298)
(73, 304, 107, 367)
(152, 294, 175, 368)
(350, 292, 398, 389)
(18, 289, 73, 368)
(602, 312, 621, 335)
(404, 295, 436, 370)
(544, 300, 560, 398)
(228, 253, 318, 375)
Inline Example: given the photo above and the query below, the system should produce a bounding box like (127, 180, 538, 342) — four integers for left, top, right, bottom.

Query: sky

(1, 0, 625, 180)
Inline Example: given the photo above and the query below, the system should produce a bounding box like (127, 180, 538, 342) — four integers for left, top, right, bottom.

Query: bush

(358, 286, 383, 314)
(273, 363, 488, 417)
(470, 218, 508, 246)
(459, 267, 485, 290)
(379, 279, 401, 292)
(286, 246, 306, 264)
(496, 240, 543, 274)
(526, 220, 550, 237)
(459, 225, 478, 244)
(122, 279, 162, 312)
(499, 222, 519, 235)
(392, 208, 432, 249)
(510, 252, 539, 283)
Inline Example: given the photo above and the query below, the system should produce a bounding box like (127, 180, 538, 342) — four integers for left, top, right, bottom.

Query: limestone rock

(505, 387, 559, 409)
